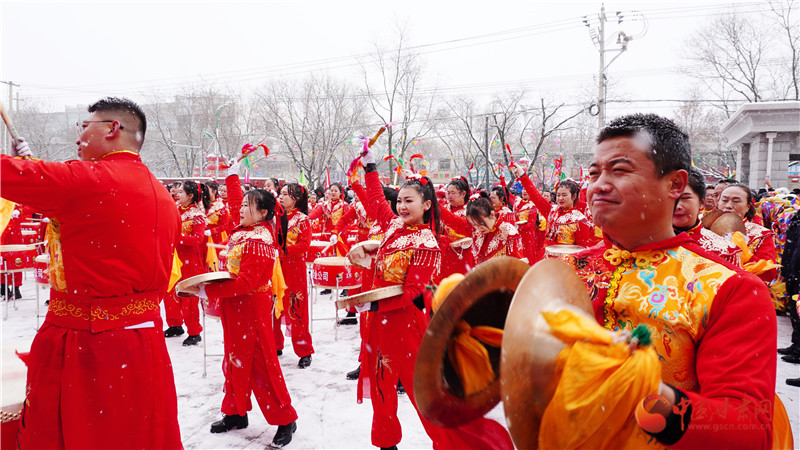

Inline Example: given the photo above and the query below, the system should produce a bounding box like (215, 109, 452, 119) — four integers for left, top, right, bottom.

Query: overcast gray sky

(0, 0, 775, 118)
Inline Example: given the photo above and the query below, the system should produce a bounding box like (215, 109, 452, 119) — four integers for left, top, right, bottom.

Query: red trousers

(366, 306, 513, 449)
(18, 319, 182, 449)
(220, 292, 297, 426)
(1, 271, 22, 286)
(273, 259, 314, 357)
(164, 291, 202, 335)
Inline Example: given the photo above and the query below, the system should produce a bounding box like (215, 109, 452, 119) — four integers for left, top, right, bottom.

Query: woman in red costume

(163, 180, 208, 346)
(308, 182, 349, 238)
(191, 170, 298, 448)
(437, 177, 475, 280)
(511, 165, 600, 248)
(440, 192, 523, 265)
(274, 183, 315, 369)
(358, 148, 513, 450)
(514, 185, 547, 264)
(673, 168, 742, 266)
(718, 183, 778, 283)
(488, 185, 515, 224)
(205, 180, 231, 267)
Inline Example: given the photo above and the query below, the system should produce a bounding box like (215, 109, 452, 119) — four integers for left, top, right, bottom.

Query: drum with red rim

(34, 254, 50, 285)
(311, 256, 361, 289)
(202, 297, 222, 319)
(21, 230, 38, 245)
(0, 244, 38, 272)
(306, 240, 335, 263)
(2, 342, 29, 450)
(544, 245, 584, 262)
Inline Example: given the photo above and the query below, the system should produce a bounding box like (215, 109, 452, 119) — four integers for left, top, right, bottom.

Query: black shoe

(380, 446, 398, 450)
(183, 334, 202, 346)
(13, 287, 21, 300)
(298, 355, 312, 369)
(320, 289, 332, 295)
(346, 365, 361, 380)
(778, 345, 800, 356)
(338, 311, 358, 325)
(164, 326, 185, 338)
(277, 349, 283, 356)
(787, 378, 800, 387)
(272, 421, 297, 448)
(397, 380, 405, 395)
(781, 354, 800, 364)
(340, 289, 349, 297)
(210, 414, 248, 433)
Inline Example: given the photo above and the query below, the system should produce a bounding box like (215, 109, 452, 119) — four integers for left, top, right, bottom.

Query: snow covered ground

(2, 274, 798, 449)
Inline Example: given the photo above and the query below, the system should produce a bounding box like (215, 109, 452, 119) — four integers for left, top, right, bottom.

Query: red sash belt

(45, 289, 163, 333)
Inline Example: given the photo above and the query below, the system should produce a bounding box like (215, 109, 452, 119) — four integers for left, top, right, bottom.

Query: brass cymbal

(501, 258, 592, 449)
(709, 212, 746, 236)
(414, 257, 531, 428)
(700, 209, 724, 229)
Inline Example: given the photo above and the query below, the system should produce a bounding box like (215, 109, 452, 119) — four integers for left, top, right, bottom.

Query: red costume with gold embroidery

(519, 174, 600, 248)
(514, 199, 546, 264)
(206, 196, 231, 248)
(308, 198, 349, 236)
(361, 168, 513, 449)
(440, 207, 523, 264)
(683, 221, 742, 267)
(569, 234, 777, 448)
(744, 221, 778, 283)
(437, 204, 476, 281)
(204, 174, 298, 426)
(1, 152, 182, 449)
(273, 207, 314, 358)
(164, 203, 206, 336)
(0, 206, 25, 288)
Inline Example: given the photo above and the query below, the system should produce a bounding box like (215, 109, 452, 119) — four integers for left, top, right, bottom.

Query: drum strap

(45, 290, 163, 333)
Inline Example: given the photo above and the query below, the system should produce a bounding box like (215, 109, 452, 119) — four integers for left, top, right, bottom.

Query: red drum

(345, 229, 359, 244)
(306, 240, 335, 264)
(0, 244, 38, 272)
(218, 250, 227, 271)
(20, 222, 40, 234)
(311, 257, 362, 289)
(2, 342, 29, 450)
(202, 297, 222, 319)
(20, 230, 38, 245)
(34, 254, 50, 285)
(544, 245, 584, 262)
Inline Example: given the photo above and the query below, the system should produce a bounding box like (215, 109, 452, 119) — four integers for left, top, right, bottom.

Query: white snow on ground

(2, 274, 798, 449)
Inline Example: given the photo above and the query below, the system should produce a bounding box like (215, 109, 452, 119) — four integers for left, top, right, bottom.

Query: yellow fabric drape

(731, 231, 753, 262)
(168, 250, 182, 291)
(206, 236, 220, 271)
(0, 198, 15, 235)
(432, 273, 465, 312)
(272, 260, 287, 319)
(447, 322, 503, 396)
(538, 309, 661, 449)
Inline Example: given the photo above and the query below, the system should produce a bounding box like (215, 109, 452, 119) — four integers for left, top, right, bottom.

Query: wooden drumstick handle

(0, 99, 22, 147)
(367, 126, 386, 148)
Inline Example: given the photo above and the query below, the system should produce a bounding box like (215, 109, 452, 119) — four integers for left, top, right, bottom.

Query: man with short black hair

(2, 97, 182, 448)
(570, 113, 783, 448)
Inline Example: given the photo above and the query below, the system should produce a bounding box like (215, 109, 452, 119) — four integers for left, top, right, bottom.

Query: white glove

(204, 230, 212, 237)
(329, 234, 338, 245)
(226, 159, 241, 177)
(11, 210, 20, 219)
(14, 138, 32, 158)
(355, 302, 372, 313)
(360, 146, 377, 165)
(42, 218, 51, 223)
(197, 285, 208, 299)
(510, 164, 525, 178)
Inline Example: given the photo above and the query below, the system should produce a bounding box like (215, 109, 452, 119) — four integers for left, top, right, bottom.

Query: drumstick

(0, 99, 21, 147)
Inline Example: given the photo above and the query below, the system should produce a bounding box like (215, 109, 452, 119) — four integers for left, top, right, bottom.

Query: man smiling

(570, 113, 782, 448)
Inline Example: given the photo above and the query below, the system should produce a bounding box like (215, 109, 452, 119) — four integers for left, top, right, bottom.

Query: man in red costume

(1, 97, 182, 449)
(569, 113, 784, 448)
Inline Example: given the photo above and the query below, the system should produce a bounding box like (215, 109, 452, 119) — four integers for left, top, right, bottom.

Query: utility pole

(583, 5, 634, 129)
(0, 81, 20, 154)
(484, 116, 489, 190)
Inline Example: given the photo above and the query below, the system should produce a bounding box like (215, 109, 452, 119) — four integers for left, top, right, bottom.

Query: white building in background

(721, 101, 800, 190)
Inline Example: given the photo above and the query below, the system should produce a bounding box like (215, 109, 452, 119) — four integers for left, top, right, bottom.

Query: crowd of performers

(1, 96, 798, 449)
